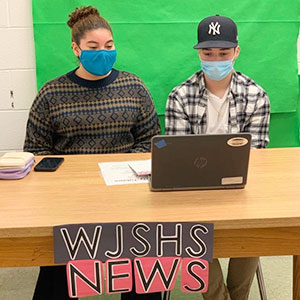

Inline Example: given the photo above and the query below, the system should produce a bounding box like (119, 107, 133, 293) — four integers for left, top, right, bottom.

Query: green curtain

(32, 0, 300, 147)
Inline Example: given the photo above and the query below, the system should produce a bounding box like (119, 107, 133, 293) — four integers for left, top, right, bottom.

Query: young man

(165, 15, 270, 300)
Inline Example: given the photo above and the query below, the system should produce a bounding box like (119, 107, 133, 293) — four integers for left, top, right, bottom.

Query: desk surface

(3, 147, 300, 300)
(1, 148, 300, 238)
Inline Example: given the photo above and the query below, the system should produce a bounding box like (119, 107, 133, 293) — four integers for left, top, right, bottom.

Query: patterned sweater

(24, 69, 160, 155)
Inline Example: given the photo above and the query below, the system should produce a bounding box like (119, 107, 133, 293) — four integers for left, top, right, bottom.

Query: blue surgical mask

(201, 59, 233, 81)
(79, 49, 117, 76)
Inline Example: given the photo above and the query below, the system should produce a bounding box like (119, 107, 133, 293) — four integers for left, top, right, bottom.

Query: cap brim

(193, 40, 237, 49)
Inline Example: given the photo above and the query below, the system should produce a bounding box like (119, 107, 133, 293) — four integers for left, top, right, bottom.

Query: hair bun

(67, 6, 100, 28)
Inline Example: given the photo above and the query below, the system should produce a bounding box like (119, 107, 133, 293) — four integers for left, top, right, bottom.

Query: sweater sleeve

(129, 83, 161, 153)
(23, 87, 54, 155)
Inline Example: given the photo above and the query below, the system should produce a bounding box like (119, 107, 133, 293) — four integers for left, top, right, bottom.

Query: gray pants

(202, 257, 259, 300)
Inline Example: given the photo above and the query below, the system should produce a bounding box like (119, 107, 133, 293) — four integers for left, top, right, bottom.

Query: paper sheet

(98, 161, 150, 186)
(128, 159, 151, 176)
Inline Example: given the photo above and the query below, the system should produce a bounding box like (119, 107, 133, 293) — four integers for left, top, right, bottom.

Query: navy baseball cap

(193, 15, 238, 49)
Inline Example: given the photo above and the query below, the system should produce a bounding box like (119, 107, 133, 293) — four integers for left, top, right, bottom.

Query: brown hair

(67, 6, 112, 45)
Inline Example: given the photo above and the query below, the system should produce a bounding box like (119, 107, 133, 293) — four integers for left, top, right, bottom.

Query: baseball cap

(193, 15, 238, 49)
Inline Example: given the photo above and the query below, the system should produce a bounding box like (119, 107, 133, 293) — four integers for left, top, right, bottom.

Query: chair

(162, 258, 267, 300)
(163, 290, 171, 300)
(256, 259, 267, 300)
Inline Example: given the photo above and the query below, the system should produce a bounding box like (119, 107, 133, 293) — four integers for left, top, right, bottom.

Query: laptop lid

(150, 133, 251, 191)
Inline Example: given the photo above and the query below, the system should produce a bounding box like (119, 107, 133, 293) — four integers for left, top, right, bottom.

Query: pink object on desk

(0, 156, 34, 180)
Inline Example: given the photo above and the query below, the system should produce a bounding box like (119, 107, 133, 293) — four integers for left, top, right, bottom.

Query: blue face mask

(79, 49, 117, 76)
(201, 59, 233, 81)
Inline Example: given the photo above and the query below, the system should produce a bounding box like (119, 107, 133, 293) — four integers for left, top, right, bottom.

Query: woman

(24, 6, 160, 155)
(24, 6, 161, 300)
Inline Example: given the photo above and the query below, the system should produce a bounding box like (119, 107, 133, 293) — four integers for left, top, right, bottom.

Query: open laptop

(150, 133, 251, 191)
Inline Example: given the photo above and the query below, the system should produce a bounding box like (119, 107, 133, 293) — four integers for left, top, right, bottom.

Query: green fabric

(269, 111, 300, 147)
(32, 0, 300, 146)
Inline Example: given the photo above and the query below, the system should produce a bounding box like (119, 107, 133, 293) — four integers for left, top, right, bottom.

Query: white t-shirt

(206, 88, 229, 134)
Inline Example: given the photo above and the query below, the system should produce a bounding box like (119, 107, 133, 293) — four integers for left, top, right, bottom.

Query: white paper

(128, 159, 151, 176)
(98, 161, 150, 186)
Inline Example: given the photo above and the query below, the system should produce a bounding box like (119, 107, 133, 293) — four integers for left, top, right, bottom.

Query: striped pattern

(165, 70, 270, 149)
(24, 69, 160, 154)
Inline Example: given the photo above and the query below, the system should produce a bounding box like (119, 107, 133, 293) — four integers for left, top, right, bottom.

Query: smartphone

(34, 157, 64, 172)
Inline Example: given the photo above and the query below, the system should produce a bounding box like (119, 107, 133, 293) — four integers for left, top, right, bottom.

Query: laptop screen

(150, 133, 251, 191)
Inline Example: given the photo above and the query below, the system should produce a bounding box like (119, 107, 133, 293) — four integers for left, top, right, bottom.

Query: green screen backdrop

(32, 0, 300, 147)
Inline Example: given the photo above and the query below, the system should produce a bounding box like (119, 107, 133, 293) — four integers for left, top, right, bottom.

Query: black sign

(53, 222, 214, 263)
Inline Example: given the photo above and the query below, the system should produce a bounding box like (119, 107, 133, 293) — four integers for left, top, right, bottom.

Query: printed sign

(53, 222, 213, 297)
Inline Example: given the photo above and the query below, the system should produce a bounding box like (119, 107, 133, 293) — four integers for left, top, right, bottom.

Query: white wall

(0, 0, 36, 153)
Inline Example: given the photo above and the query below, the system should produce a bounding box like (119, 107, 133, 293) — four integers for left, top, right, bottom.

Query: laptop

(150, 133, 251, 191)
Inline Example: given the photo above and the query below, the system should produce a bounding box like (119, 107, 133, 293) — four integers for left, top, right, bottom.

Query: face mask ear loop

(76, 44, 82, 59)
(232, 48, 238, 64)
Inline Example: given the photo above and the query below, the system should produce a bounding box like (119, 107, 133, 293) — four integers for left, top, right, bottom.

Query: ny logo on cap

(208, 22, 220, 35)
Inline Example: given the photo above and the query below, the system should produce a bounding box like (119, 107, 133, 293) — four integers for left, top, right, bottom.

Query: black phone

(34, 157, 64, 172)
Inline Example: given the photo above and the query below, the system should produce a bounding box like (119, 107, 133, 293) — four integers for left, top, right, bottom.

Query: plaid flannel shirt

(165, 70, 270, 148)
